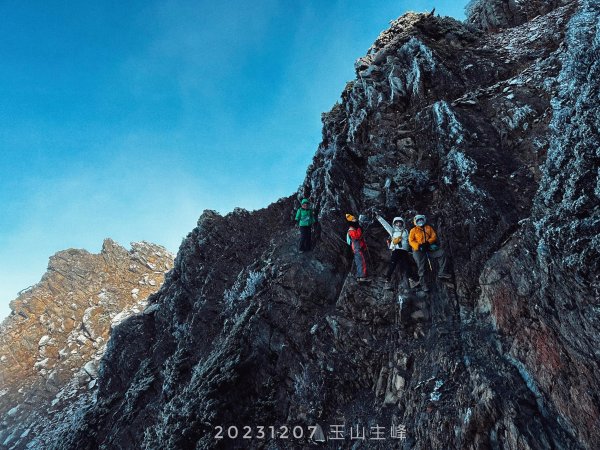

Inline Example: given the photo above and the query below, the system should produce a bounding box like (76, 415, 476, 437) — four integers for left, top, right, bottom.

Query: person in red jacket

(346, 214, 368, 281)
(408, 214, 450, 292)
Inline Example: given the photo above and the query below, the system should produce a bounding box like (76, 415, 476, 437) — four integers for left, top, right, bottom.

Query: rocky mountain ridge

(0, 239, 173, 448)
(3, 0, 599, 448)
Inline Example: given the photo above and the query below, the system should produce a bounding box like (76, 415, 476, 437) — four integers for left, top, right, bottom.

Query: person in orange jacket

(409, 214, 450, 292)
(346, 214, 368, 281)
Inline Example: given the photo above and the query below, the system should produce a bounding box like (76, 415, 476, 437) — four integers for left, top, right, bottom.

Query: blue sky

(0, 0, 467, 319)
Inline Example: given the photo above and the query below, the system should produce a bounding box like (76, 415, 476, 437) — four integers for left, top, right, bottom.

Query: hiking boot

(438, 273, 452, 280)
(409, 278, 420, 289)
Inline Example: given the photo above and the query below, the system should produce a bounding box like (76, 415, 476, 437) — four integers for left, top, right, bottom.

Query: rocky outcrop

(465, 0, 571, 31)
(8, 0, 599, 448)
(0, 240, 173, 449)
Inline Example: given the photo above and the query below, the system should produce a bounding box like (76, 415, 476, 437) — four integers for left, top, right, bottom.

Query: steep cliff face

(0, 240, 173, 449)
(31, 0, 599, 449)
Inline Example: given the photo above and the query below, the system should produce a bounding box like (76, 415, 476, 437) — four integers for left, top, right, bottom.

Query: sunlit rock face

(0, 240, 173, 449)
(9, 0, 599, 448)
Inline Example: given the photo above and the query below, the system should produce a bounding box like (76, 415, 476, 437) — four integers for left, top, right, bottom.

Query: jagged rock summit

(4, 0, 600, 448)
(0, 239, 173, 449)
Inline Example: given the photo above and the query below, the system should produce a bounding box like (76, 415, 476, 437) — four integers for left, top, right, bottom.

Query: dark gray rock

(466, 0, 571, 31)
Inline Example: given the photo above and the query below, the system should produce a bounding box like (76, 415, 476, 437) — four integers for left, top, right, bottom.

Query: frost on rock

(347, 36, 438, 143)
(430, 379, 444, 402)
(223, 270, 265, 309)
(292, 362, 324, 417)
(240, 271, 265, 299)
(533, 0, 600, 275)
(503, 104, 535, 130)
(466, 0, 525, 30)
(430, 101, 487, 203)
(443, 149, 478, 193)
(396, 37, 436, 100)
(428, 99, 491, 219)
(358, 72, 381, 109)
(388, 70, 403, 103)
(432, 100, 465, 152)
(464, 407, 473, 424)
(26, 386, 97, 450)
(507, 355, 547, 416)
(347, 108, 367, 143)
(370, 37, 437, 104)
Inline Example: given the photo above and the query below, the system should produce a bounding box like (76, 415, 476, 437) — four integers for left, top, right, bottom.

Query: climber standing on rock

(346, 214, 369, 282)
(295, 198, 316, 252)
(376, 214, 418, 291)
(409, 214, 451, 292)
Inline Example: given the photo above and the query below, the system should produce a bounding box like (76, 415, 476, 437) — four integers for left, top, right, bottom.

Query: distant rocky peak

(0, 239, 173, 449)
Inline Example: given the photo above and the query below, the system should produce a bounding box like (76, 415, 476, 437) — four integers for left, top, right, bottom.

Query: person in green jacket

(295, 198, 316, 252)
